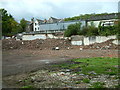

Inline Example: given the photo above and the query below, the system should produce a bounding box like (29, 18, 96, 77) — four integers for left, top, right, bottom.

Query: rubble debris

(2, 39, 119, 50)
(80, 48, 83, 51)
(2, 38, 72, 50)
(55, 47, 59, 50)
(83, 39, 119, 50)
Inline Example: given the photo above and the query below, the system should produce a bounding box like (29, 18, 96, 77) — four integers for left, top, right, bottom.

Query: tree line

(64, 13, 117, 21)
(1, 8, 28, 37)
(1, 8, 119, 38)
(64, 21, 119, 38)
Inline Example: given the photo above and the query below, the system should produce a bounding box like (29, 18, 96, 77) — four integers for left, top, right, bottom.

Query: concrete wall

(22, 34, 60, 40)
(71, 41, 83, 45)
(83, 35, 116, 45)
(87, 19, 117, 27)
(112, 40, 120, 45)
(22, 34, 47, 40)
(71, 35, 116, 46)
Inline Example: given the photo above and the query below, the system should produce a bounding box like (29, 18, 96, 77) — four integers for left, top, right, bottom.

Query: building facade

(26, 13, 118, 33)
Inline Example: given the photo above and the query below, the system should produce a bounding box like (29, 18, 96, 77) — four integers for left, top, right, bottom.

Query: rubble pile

(2, 39, 72, 50)
(2, 39, 23, 50)
(83, 39, 119, 50)
(2, 39, 119, 50)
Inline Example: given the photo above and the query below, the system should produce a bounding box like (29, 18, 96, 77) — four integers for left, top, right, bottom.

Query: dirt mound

(2, 39, 119, 50)
(2, 39, 72, 50)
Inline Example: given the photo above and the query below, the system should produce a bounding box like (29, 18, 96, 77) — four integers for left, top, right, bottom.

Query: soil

(2, 39, 119, 88)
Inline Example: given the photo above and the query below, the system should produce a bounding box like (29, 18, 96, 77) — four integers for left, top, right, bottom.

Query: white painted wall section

(22, 34, 46, 40)
(71, 41, 83, 45)
(34, 20, 40, 31)
(112, 40, 120, 45)
(83, 35, 116, 45)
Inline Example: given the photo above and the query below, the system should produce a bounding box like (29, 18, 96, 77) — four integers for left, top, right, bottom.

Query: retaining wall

(71, 35, 116, 45)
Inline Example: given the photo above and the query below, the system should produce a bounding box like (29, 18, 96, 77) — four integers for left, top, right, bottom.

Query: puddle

(35, 60, 50, 64)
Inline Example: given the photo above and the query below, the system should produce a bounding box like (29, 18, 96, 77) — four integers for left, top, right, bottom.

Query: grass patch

(75, 81, 81, 84)
(90, 82, 105, 88)
(82, 78, 90, 83)
(21, 85, 33, 88)
(53, 57, 118, 75)
(74, 57, 118, 75)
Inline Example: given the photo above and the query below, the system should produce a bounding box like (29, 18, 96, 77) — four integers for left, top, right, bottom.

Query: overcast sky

(0, 0, 119, 21)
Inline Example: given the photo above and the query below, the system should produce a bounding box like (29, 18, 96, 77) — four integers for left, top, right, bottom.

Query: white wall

(34, 20, 40, 31)
(71, 41, 83, 45)
(87, 21, 100, 27)
(22, 34, 46, 40)
(112, 40, 120, 45)
(83, 35, 116, 45)
(22, 34, 60, 40)
(47, 34, 54, 39)
(71, 35, 116, 46)
(87, 19, 117, 27)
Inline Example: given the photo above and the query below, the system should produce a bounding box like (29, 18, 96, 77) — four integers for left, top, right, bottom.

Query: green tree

(98, 21, 119, 36)
(1, 8, 19, 36)
(19, 18, 27, 32)
(80, 22, 99, 36)
(64, 22, 81, 37)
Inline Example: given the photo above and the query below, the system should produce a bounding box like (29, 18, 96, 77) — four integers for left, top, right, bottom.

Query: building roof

(36, 19, 44, 24)
(48, 17, 61, 23)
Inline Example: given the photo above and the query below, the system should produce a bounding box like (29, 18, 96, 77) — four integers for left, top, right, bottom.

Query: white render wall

(71, 35, 116, 45)
(112, 40, 120, 45)
(83, 35, 116, 45)
(22, 34, 46, 40)
(87, 21, 100, 27)
(22, 34, 59, 40)
(87, 19, 117, 27)
(22, 34, 116, 45)
(34, 20, 40, 31)
(71, 41, 83, 45)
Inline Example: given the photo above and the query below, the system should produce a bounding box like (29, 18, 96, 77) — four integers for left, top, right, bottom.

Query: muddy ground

(2, 38, 119, 88)
(2, 49, 119, 88)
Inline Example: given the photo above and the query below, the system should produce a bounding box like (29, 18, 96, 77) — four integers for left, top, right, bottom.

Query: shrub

(64, 22, 81, 37)
(81, 22, 99, 36)
(86, 26, 99, 36)
(98, 20, 119, 36)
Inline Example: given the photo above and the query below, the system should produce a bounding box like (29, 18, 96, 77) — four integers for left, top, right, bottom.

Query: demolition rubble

(2, 38, 119, 50)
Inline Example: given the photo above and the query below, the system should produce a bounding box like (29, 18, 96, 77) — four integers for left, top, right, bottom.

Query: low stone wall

(22, 34, 47, 40)
(22, 34, 117, 46)
(22, 33, 64, 40)
(71, 35, 117, 45)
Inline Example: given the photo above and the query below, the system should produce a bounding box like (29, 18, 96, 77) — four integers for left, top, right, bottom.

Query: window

(35, 23, 37, 26)
(35, 28, 37, 31)
(38, 27, 39, 30)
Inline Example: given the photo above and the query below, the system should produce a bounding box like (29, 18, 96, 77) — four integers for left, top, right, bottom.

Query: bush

(64, 20, 119, 37)
(86, 26, 99, 36)
(81, 22, 99, 36)
(64, 22, 81, 37)
(98, 20, 119, 36)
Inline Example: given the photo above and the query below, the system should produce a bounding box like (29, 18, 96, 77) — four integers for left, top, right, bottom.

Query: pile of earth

(2, 39, 119, 50)
(2, 39, 72, 50)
